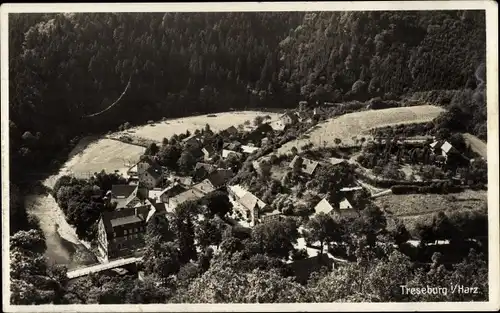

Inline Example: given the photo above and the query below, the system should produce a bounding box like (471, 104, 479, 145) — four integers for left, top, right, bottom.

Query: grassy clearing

(374, 189, 487, 217)
(118, 111, 281, 142)
(378, 190, 487, 236)
(463, 133, 487, 159)
(276, 105, 445, 154)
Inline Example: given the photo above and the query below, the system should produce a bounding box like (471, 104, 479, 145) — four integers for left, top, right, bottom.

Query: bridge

(67, 256, 143, 279)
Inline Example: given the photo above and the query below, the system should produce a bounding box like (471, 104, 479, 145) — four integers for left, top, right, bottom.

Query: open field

(44, 138, 146, 189)
(378, 190, 487, 237)
(116, 111, 281, 142)
(374, 189, 487, 217)
(276, 105, 445, 154)
(463, 133, 487, 159)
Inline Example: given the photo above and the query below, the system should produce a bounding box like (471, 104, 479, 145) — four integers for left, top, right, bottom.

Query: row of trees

(52, 171, 127, 241)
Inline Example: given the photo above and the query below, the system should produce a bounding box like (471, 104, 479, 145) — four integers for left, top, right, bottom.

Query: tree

(251, 217, 299, 259)
(173, 260, 313, 303)
(146, 215, 174, 241)
(10, 229, 47, 255)
(253, 115, 264, 126)
(173, 203, 198, 263)
(142, 236, 181, 279)
(202, 190, 233, 218)
(177, 150, 196, 173)
(304, 213, 341, 255)
(127, 276, 172, 304)
(195, 217, 227, 249)
(158, 144, 181, 169)
(334, 138, 342, 145)
(146, 143, 159, 156)
(391, 221, 411, 247)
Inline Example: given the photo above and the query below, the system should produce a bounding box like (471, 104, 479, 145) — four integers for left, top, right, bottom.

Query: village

(86, 100, 487, 282)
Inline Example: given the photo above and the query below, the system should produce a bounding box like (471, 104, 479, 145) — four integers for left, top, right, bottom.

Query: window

(124, 229, 128, 235)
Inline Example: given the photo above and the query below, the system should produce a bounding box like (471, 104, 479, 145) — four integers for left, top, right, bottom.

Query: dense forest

(9, 11, 486, 183)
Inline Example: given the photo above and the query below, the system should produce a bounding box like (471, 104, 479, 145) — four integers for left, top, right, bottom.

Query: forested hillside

(9, 11, 486, 182)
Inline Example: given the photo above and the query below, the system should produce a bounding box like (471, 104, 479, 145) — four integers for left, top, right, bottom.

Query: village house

(220, 125, 239, 137)
(430, 140, 460, 163)
(182, 133, 204, 148)
(193, 162, 217, 181)
(294, 111, 308, 123)
(169, 175, 194, 187)
(109, 184, 148, 209)
(206, 169, 233, 188)
(235, 190, 269, 226)
(167, 188, 206, 209)
(339, 186, 363, 192)
(202, 145, 217, 161)
(148, 183, 188, 204)
(289, 155, 320, 176)
(329, 157, 346, 166)
(241, 145, 260, 154)
(223, 141, 242, 151)
(132, 156, 163, 189)
(313, 107, 327, 116)
(280, 111, 299, 126)
(192, 178, 217, 195)
(289, 237, 337, 284)
(228, 184, 248, 201)
(97, 200, 170, 261)
(245, 123, 273, 143)
(140, 166, 163, 189)
(260, 209, 283, 223)
(313, 197, 358, 218)
(222, 149, 243, 159)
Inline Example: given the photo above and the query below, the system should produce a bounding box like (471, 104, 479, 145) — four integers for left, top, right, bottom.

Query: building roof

(111, 185, 137, 198)
(228, 184, 248, 199)
(340, 186, 363, 192)
(192, 179, 216, 195)
(314, 198, 335, 215)
(127, 164, 138, 175)
(289, 155, 320, 175)
(239, 192, 267, 212)
(182, 133, 202, 142)
(195, 162, 217, 173)
(206, 169, 233, 188)
(148, 188, 165, 201)
(270, 120, 286, 131)
(339, 198, 353, 210)
(110, 215, 144, 227)
(430, 140, 456, 154)
(241, 145, 260, 154)
(223, 125, 239, 135)
(329, 158, 346, 166)
(145, 166, 162, 180)
(101, 205, 150, 236)
(169, 188, 205, 208)
(222, 149, 242, 159)
(281, 111, 298, 121)
(202, 145, 216, 156)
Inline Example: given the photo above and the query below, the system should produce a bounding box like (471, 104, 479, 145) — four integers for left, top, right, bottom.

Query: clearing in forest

(117, 111, 281, 142)
(276, 105, 445, 154)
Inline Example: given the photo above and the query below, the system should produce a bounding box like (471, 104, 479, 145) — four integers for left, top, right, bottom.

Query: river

(23, 137, 106, 270)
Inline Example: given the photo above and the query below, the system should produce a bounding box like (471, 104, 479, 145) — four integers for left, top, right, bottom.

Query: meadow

(276, 105, 445, 154)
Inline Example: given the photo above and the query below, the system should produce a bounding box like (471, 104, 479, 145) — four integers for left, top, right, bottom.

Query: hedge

(391, 184, 464, 194)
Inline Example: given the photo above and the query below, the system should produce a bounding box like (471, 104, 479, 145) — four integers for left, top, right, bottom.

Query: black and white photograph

(1, 2, 499, 311)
